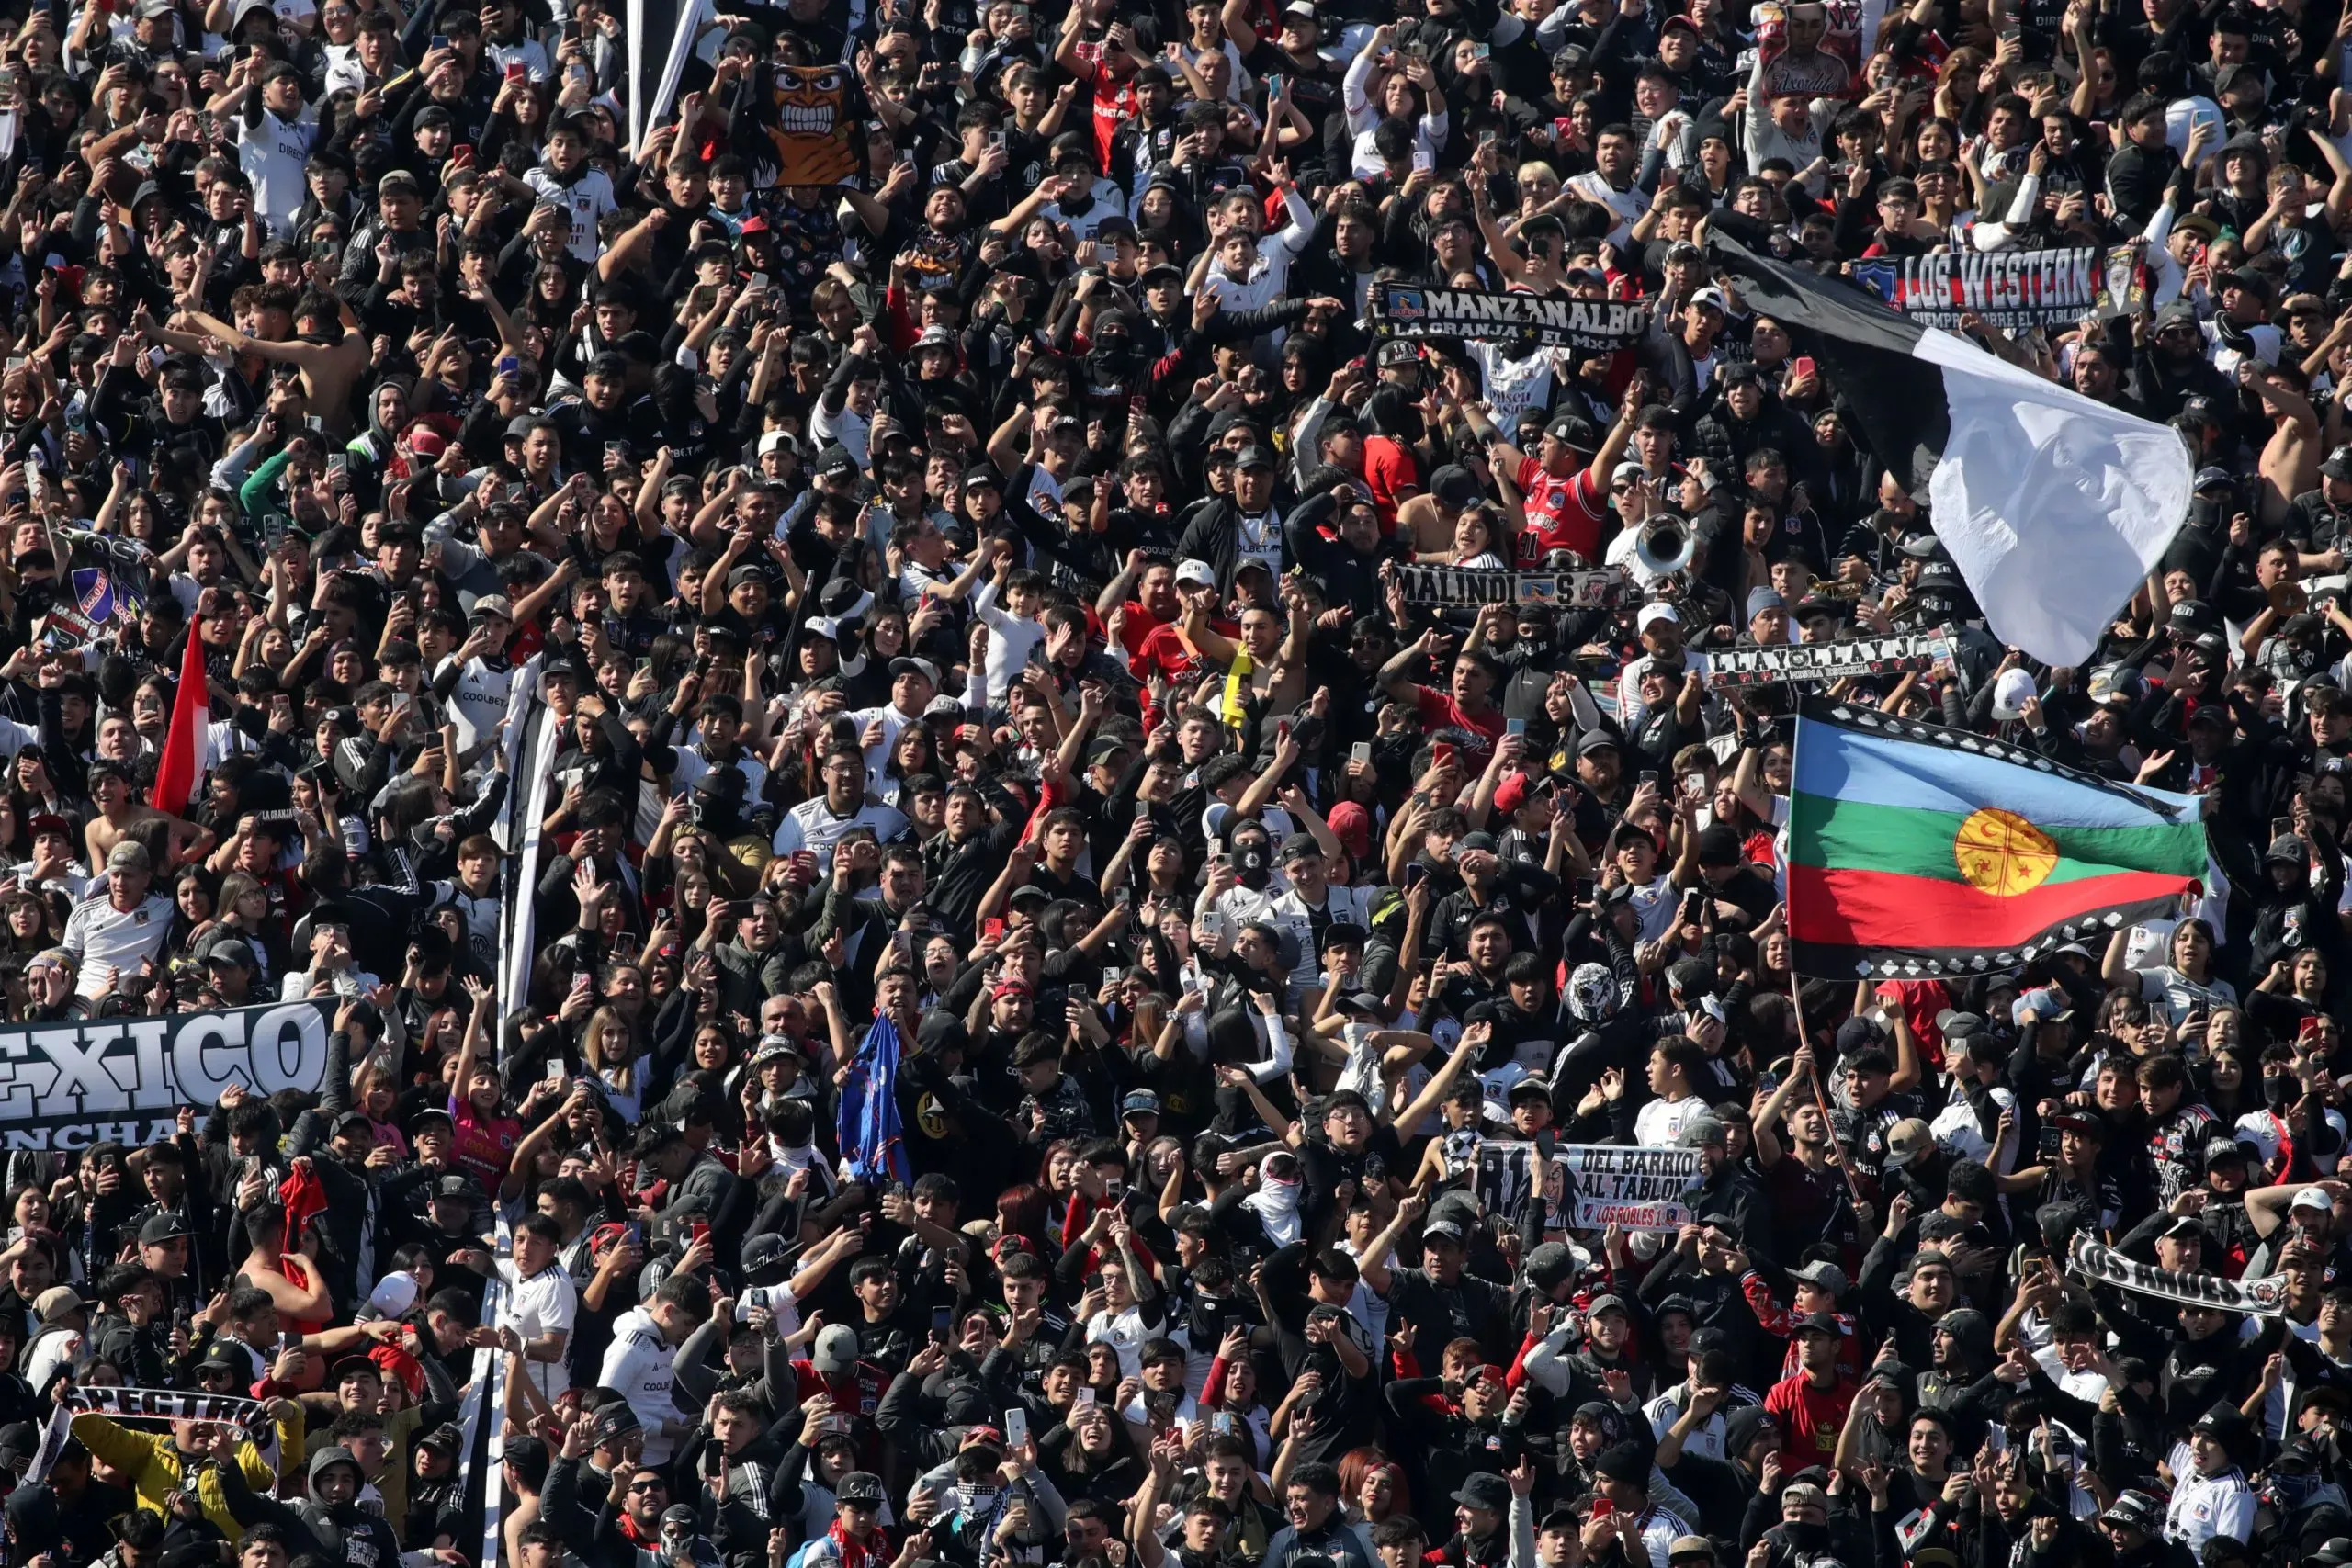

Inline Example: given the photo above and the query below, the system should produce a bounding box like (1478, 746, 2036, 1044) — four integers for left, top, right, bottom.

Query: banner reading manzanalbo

(1370, 283, 1652, 352)
(0, 999, 335, 1149)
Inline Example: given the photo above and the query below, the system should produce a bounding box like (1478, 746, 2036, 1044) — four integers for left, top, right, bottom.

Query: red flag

(150, 625, 209, 818)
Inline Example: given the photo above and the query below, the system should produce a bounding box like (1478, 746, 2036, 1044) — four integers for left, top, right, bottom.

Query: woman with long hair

(1338, 1449, 1412, 1528)
(579, 1004, 643, 1123)
(995, 1183, 1050, 1259)
(2103, 918, 2237, 1027)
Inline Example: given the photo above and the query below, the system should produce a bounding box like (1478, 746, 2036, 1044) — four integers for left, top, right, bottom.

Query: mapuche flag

(1787, 702, 2208, 979)
(1706, 230, 2190, 669)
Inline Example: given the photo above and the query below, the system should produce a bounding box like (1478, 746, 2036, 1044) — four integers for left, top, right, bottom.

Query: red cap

(1493, 773, 1532, 817)
(1327, 801, 1374, 860)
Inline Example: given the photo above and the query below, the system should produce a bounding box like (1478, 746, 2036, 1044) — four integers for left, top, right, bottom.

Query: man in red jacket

(1762, 1314, 1858, 1467)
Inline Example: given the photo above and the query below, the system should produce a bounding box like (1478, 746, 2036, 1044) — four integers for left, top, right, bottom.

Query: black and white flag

(1709, 235, 2189, 668)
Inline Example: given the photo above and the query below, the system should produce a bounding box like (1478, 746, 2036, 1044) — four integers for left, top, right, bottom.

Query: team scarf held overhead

(1368, 282, 1652, 352)
(1849, 243, 2148, 330)
(2066, 1235, 2290, 1316)
(25, 1386, 280, 1485)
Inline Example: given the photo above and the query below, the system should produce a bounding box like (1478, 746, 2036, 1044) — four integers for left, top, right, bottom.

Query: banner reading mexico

(1370, 283, 1651, 352)
(0, 999, 336, 1149)
(1849, 244, 2146, 329)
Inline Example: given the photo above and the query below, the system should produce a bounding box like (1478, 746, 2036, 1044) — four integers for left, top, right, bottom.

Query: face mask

(959, 1483, 1001, 1516)
(2265, 1075, 2297, 1111)
(2267, 1467, 2322, 1512)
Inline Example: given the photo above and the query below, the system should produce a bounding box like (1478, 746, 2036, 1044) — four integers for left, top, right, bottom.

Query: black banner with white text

(1370, 283, 1651, 351)
(1396, 564, 1625, 609)
(0, 1000, 337, 1149)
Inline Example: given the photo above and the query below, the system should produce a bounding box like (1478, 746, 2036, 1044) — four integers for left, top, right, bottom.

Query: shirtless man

(177, 292, 371, 440)
(84, 761, 201, 872)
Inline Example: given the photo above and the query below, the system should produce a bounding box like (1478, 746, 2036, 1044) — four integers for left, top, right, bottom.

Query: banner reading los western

(0, 999, 335, 1149)
(1370, 283, 1652, 351)
(1849, 244, 2146, 329)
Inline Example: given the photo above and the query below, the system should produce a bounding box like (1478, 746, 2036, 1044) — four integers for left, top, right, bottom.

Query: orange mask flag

(763, 64, 865, 186)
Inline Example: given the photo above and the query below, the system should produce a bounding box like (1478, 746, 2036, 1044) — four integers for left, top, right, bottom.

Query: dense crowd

(6, 0, 2352, 1566)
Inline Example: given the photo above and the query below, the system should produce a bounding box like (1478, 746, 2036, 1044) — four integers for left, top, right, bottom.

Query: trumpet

(1634, 516, 1697, 577)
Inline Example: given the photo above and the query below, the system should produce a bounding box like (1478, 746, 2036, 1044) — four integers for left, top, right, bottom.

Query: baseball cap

(811, 1323, 861, 1373)
(1883, 1118, 1934, 1168)
(1791, 1260, 1848, 1295)
(2011, 988, 2072, 1026)
(1546, 413, 1598, 447)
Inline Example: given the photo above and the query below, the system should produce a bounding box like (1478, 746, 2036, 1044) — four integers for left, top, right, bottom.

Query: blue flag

(836, 1012, 911, 1186)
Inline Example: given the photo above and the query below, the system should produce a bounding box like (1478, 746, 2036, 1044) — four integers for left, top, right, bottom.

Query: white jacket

(599, 1309, 685, 1463)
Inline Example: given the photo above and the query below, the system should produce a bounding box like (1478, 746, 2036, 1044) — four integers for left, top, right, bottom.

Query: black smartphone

(930, 1303, 953, 1343)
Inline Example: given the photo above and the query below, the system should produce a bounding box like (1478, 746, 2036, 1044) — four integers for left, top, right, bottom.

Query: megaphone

(1634, 516, 1696, 577)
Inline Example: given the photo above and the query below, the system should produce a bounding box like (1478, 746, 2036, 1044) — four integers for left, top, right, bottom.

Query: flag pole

(1773, 702, 1865, 1213)
(1787, 965, 1871, 1215)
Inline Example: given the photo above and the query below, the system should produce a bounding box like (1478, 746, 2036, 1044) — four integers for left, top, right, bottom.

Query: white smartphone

(1004, 1407, 1030, 1448)
(1351, 742, 1373, 766)
(1074, 1387, 1097, 1408)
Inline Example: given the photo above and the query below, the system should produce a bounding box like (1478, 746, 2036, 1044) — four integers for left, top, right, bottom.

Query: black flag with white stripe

(1706, 233, 2191, 669)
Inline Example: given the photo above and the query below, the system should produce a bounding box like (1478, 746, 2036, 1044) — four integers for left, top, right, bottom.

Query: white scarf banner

(2066, 1235, 2289, 1316)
